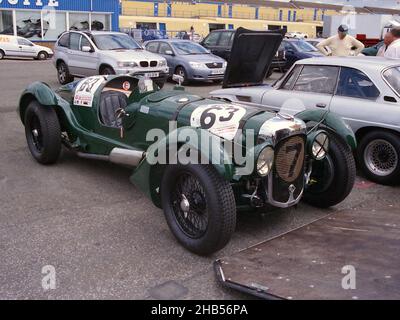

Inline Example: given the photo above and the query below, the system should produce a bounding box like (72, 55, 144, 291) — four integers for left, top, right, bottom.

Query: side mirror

(165, 50, 174, 56)
(82, 46, 93, 53)
(172, 74, 184, 86)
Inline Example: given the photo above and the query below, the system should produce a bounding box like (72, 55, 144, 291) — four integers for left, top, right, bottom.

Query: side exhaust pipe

(76, 148, 145, 167)
(109, 148, 145, 167)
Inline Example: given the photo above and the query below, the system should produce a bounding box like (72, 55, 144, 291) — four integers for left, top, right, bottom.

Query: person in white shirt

(384, 27, 400, 59)
(317, 24, 365, 57)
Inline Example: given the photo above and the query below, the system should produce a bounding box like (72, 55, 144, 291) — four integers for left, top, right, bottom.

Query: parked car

(175, 31, 203, 43)
(285, 31, 309, 39)
(144, 39, 227, 84)
(211, 56, 400, 185)
(200, 29, 286, 77)
(18, 28, 356, 255)
(53, 31, 169, 88)
(362, 41, 384, 56)
(141, 29, 168, 42)
(282, 39, 323, 70)
(304, 38, 333, 56)
(0, 35, 53, 60)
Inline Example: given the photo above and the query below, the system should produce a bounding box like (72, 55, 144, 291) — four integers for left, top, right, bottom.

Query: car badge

(289, 184, 296, 194)
(277, 113, 295, 121)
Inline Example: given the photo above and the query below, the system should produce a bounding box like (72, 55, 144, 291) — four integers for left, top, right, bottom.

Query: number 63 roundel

(190, 104, 247, 141)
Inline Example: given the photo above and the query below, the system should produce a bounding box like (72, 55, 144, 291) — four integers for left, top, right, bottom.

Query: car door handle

(316, 103, 327, 108)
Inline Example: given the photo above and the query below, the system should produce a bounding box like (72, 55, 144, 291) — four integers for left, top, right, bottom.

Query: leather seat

(99, 91, 128, 128)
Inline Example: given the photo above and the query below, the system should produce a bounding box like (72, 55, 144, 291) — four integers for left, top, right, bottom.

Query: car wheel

(161, 164, 236, 255)
(357, 131, 400, 185)
(175, 66, 188, 85)
(37, 51, 48, 60)
(304, 135, 356, 208)
(0, 50, 4, 60)
(24, 100, 62, 165)
(57, 61, 74, 84)
(100, 66, 116, 75)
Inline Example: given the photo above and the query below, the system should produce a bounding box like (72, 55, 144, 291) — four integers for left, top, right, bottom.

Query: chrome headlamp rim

(257, 146, 275, 177)
(311, 132, 329, 160)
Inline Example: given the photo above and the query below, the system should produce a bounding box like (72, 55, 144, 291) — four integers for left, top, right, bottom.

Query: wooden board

(215, 208, 400, 300)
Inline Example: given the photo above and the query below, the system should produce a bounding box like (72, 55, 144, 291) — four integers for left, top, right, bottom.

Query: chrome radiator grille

(275, 136, 305, 183)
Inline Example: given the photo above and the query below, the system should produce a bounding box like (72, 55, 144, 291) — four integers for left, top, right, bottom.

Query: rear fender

(130, 127, 236, 208)
(18, 81, 127, 154)
(296, 109, 357, 151)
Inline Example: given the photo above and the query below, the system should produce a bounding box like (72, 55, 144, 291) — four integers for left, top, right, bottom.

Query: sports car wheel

(100, 66, 115, 75)
(357, 131, 400, 185)
(175, 66, 188, 85)
(304, 135, 356, 208)
(161, 164, 236, 255)
(0, 50, 4, 60)
(57, 62, 74, 84)
(24, 101, 61, 165)
(37, 51, 48, 60)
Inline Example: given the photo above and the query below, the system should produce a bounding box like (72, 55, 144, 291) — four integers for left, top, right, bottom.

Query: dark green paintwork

(18, 75, 356, 207)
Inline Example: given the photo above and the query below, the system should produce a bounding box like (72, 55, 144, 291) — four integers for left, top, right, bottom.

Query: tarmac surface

(0, 58, 398, 299)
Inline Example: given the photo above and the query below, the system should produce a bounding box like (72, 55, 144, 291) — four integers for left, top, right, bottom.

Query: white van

(0, 35, 53, 60)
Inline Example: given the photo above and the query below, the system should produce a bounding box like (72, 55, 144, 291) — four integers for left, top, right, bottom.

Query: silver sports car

(212, 56, 400, 185)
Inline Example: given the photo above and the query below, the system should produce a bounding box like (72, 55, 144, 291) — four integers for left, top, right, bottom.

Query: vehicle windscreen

(383, 66, 400, 95)
(293, 40, 318, 52)
(172, 41, 209, 55)
(93, 34, 141, 50)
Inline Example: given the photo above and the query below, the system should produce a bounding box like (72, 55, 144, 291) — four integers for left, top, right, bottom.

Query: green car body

(18, 28, 357, 255)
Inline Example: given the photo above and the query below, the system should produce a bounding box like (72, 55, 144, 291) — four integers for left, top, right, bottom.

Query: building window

(91, 14, 111, 31)
(69, 12, 90, 31)
(43, 12, 66, 41)
(0, 10, 14, 35)
(15, 10, 42, 40)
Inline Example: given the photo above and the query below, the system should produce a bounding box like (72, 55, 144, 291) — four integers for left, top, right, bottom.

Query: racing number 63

(200, 107, 241, 129)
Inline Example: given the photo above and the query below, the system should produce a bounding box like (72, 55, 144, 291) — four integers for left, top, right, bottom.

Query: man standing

(384, 27, 400, 59)
(317, 24, 365, 56)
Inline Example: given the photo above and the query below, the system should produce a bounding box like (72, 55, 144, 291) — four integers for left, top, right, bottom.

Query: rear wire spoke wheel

(161, 164, 236, 255)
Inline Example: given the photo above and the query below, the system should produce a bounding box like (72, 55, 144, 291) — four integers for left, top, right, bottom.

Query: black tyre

(37, 51, 48, 60)
(24, 101, 61, 165)
(161, 164, 236, 255)
(100, 66, 115, 75)
(304, 135, 356, 208)
(175, 66, 189, 85)
(57, 61, 74, 84)
(357, 131, 400, 185)
(0, 50, 4, 60)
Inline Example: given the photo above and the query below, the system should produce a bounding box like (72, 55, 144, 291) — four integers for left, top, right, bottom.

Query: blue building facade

(0, 0, 119, 41)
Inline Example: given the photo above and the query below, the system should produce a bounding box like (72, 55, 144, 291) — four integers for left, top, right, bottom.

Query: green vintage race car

(18, 29, 356, 255)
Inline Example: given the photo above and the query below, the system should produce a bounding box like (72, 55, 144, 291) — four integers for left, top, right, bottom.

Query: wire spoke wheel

(171, 172, 209, 239)
(364, 139, 398, 177)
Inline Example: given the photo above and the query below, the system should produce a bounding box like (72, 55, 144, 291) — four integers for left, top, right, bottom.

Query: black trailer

(215, 206, 400, 300)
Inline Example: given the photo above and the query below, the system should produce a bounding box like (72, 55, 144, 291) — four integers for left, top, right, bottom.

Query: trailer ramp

(215, 208, 400, 300)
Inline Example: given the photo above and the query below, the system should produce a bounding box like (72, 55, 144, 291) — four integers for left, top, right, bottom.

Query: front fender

(19, 82, 62, 124)
(130, 126, 236, 208)
(296, 109, 357, 150)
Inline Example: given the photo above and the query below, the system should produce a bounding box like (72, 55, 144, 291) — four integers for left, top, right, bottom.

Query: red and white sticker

(122, 81, 131, 91)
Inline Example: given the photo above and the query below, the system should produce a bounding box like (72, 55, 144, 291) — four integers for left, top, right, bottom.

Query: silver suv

(53, 31, 169, 87)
